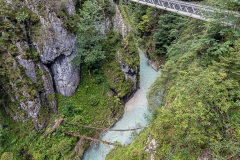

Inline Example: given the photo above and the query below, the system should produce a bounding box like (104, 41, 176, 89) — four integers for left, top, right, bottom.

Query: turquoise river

(83, 50, 160, 160)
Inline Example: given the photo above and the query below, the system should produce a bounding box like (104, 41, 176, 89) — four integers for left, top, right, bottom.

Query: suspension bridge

(129, 0, 239, 25)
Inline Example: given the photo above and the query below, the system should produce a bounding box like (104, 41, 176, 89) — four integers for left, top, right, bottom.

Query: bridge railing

(129, 0, 240, 25)
(130, 0, 213, 21)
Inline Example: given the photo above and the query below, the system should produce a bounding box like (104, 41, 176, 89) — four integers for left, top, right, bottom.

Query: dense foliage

(107, 1, 240, 159)
(0, 68, 124, 159)
(0, 0, 139, 159)
(1, 0, 240, 159)
(73, 0, 106, 69)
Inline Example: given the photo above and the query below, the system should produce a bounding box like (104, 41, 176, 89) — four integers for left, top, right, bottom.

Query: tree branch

(65, 122, 146, 131)
(64, 132, 117, 146)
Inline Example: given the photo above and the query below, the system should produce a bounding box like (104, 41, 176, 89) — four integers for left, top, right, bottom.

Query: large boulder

(51, 53, 80, 97)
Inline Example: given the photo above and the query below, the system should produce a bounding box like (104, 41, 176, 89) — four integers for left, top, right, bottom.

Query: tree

(74, 0, 105, 69)
(146, 20, 240, 159)
(153, 13, 185, 55)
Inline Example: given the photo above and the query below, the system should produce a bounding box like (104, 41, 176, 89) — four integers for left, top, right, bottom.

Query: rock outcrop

(113, 5, 131, 38)
(2, 52, 57, 130)
(148, 59, 160, 71)
(101, 1, 130, 38)
(116, 51, 138, 91)
(33, 0, 79, 96)
(145, 137, 158, 160)
(105, 2, 140, 103)
(0, 0, 78, 129)
(37, 62, 57, 114)
(51, 54, 80, 96)
(36, 13, 76, 64)
(17, 58, 38, 84)
(1, 0, 137, 129)
(113, 2, 138, 93)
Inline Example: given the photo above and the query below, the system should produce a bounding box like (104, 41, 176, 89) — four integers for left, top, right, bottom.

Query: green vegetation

(107, 1, 240, 159)
(204, 0, 240, 11)
(73, 0, 106, 69)
(2, 0, 240, 159)
(0, 0, 48, 124)
(0, 67, 124, 159)
(0, 0, 140, 158)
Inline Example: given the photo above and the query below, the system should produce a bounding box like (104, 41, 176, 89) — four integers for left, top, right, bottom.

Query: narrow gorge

(0, 0, 240, 159)
(83, 51, 160, 160)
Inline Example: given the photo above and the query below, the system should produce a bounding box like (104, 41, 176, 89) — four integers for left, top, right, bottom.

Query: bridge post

(179, 4, 183, 11)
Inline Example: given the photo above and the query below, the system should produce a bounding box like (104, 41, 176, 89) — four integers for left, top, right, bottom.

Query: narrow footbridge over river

(129, 0, 239, 25)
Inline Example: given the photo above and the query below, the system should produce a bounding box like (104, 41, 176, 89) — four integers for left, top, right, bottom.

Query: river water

(83, 51, 160, 160)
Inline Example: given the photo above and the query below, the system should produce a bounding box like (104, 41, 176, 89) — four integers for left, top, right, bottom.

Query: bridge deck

(129, 0, 239, 25)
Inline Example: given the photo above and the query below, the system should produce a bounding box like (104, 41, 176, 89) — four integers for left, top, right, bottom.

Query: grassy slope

(0, 66, 125, 159)
(0, 2, 141, 159)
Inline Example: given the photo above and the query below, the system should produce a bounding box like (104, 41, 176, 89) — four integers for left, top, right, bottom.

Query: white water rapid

(83, 51, 160, 160)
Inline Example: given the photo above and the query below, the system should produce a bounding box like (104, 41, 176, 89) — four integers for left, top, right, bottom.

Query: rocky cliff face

(51, 54, 80, 96)
(116, 51, 138, 91)
(0, 0, 79, 129)
(113, 4, 139, 100)
(102, 1, 130, 38)
(0, 0, 138, 129)
(32, 0, 79, 97)
(103, 1, 139, 102)
(113, 5, 131, 38)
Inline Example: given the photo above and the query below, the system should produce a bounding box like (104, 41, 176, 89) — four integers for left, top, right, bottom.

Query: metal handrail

(130, 0, 239, 24)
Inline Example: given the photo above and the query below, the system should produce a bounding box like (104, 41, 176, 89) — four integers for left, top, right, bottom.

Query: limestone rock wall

(116, 51, 138, 91)
(113, 5, 131, 38)
(1, 0, 137, 129)
(0, 0, 78, 129)
(32, 0, 79, 96)
(51, 54, 80, 96)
